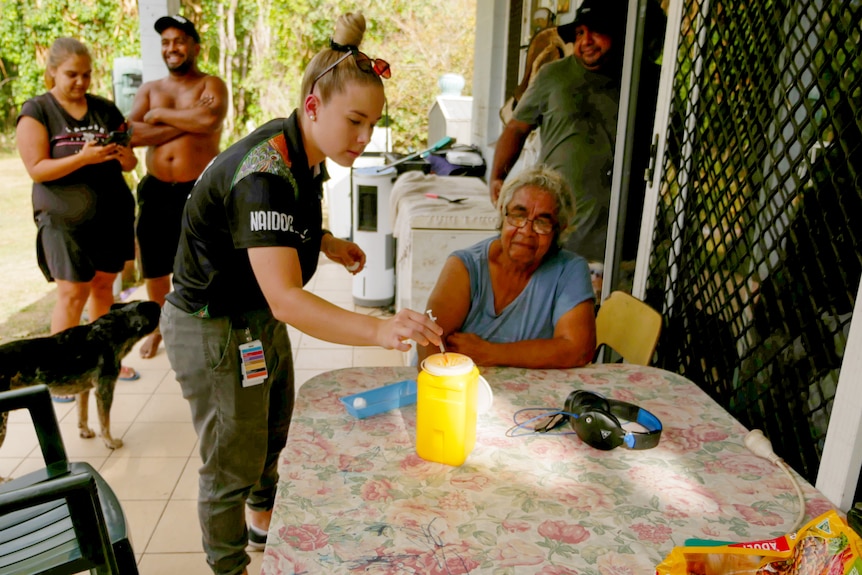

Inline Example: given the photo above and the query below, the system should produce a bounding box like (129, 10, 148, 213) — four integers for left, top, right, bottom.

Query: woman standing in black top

(16, 37, 139, 383)
(160, 12, 442, 575)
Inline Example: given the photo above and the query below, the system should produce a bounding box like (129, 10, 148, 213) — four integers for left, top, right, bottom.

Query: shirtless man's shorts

(136, 176, 196, 278)
(129, 15, 228, 358)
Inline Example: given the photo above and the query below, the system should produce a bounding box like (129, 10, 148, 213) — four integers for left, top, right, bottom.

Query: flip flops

(118, 366, 140, 381)
(53, 367, 137, 402)
(247, 524, 268, 550)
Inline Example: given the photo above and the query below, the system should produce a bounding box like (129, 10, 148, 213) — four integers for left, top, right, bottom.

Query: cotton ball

(352, 397, 367, 409)
(345, 261, 360, 272)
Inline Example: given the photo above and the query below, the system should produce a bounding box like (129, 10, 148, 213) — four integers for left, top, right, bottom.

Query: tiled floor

(0, 256, 405, 574)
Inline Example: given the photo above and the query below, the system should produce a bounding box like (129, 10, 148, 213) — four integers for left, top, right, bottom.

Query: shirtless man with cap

(129, 15, 228, 358)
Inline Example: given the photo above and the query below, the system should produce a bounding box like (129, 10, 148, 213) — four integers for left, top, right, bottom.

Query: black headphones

(562, 390, 662, 450)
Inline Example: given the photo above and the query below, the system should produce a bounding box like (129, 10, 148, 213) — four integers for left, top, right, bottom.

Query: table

(260, 365, 836, 574)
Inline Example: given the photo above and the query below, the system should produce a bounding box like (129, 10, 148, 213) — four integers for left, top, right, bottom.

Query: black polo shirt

(168, 111, 328, 318)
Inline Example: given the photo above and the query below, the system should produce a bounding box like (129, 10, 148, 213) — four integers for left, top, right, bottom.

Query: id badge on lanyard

(239, 327, 268, 387)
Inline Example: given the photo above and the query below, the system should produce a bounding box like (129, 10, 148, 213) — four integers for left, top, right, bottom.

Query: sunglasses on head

(311, 40, 391, 93)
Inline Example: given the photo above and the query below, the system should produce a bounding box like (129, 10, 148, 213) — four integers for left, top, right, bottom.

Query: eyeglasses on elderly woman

(311, 39, 391, 93)
(505, 209, 557, 235)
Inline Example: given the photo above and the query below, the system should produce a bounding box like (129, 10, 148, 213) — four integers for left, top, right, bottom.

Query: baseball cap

(154, 15, 200, 43)
(570, 0, 624, 39)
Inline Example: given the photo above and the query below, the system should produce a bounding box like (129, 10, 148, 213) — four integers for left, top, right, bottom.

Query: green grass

(0, 151, 144, 343)
(0, 153, 57, 341)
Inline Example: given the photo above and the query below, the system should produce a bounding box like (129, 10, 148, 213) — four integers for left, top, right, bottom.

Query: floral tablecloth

(261, 365, 835, 574)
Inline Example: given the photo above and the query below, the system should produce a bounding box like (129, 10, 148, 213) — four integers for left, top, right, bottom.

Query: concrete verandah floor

(0, 255, 404, 574)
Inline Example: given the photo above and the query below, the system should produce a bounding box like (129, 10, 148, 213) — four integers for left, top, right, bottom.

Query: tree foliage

(0, 0, 140, 137)
(1, 0, 476, 151)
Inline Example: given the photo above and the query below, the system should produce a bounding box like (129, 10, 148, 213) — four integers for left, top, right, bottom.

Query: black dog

(0, 300, 161, 452)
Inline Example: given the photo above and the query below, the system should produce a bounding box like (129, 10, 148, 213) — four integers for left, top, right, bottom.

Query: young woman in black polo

(160, 12, 442, 575)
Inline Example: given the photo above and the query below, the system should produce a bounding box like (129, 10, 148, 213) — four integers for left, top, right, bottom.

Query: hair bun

(332, 12, 366, 48)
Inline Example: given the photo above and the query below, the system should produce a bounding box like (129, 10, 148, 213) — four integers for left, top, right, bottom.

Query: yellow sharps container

(416, 352, 480, 466)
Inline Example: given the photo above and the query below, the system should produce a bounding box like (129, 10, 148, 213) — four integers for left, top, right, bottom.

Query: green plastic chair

(0, 385, 137, 574)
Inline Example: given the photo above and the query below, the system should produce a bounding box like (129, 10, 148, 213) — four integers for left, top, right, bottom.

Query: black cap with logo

(154, 15, 200, 43)
(570, 0, 624, 40)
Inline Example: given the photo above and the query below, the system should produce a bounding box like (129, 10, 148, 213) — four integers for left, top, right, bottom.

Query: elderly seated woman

(418, 164, 596, 368)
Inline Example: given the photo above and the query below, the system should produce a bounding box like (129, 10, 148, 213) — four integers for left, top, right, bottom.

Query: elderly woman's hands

(444, 332, 492, 364)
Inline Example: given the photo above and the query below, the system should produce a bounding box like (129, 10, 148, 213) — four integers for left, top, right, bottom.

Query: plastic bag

(655, 510, 862, 575)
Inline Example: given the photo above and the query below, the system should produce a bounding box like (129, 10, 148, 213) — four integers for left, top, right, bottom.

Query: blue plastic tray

(339, 379, 417, 419)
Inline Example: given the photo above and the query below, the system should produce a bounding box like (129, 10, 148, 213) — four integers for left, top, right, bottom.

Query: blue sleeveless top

(454, 236, 594, 342)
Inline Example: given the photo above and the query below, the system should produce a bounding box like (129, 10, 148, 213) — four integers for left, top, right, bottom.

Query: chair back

(0, 471, 119, 574)
(0, 386, 135, 574)
(595, 291, 662, 366)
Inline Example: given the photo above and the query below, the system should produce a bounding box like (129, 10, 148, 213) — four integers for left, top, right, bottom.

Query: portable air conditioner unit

(351, 166, 397, 307)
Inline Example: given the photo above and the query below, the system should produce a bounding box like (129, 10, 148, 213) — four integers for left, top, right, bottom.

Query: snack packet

(656, 510, 862, 575)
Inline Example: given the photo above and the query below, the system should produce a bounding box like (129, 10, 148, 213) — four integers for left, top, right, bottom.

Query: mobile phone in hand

(103, 130, 131, 146)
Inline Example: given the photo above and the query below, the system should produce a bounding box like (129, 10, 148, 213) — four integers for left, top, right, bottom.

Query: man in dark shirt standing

(490, 0, 661, 293)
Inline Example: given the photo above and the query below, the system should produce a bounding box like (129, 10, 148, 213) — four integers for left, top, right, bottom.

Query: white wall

(471, 0, 510, 166)
(817, 280, 862, 510)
